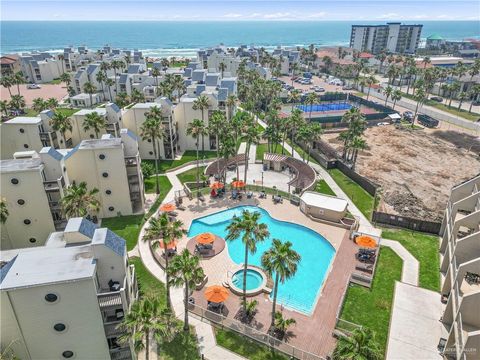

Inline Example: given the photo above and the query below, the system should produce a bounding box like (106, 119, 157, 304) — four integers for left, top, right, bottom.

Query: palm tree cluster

(0, 71, 24, 97)
(61, 181, 100, 219)
(0, 94, 26, 118)
(338, 108, 367, 170)
(32, 97, 59, 112)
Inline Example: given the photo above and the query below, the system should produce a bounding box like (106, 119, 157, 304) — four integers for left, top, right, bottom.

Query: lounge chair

(247, 191, 253, 199)
(355, 263, 373, 273)
(259, 191, 267, 199)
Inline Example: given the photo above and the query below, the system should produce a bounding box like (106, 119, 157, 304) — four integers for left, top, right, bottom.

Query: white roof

(388, 113, 401, 119)
(5, 117, 42, 124)
(300, 191, 348, 212)
(73, 108, 107, 116)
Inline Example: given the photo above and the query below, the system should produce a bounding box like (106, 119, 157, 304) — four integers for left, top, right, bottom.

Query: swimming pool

(188, 206, 335, 314)
(297, 103, 351, 112)
(232, 269, 264, 291)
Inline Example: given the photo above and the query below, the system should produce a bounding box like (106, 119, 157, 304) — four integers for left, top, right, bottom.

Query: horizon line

(1, 19, 478, 22)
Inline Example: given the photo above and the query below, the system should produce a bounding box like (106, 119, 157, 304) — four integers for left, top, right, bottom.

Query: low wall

(372, 211, 441, 235)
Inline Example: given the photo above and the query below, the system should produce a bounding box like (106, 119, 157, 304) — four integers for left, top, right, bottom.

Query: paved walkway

(381, 239, 419, 286)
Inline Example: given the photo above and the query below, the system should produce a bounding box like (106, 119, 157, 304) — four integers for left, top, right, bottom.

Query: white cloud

(377, 13, 401, 19)
(263, 12, 292, 19)
(222, 13, 243, 19)
(305, 12, 327, 19)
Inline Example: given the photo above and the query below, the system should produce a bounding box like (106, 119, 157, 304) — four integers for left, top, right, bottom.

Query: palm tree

(226, 210, 270, 313)
(186, 119, 207, 191)
(168, 249, 205, 331)
(83, 81, 97, 108)
(115, 92, 130, 108)
(219, 62, 227, 78)
(82, 111, 107, 138)
(421, 56, 431, 69)
(304, 92, 317, 122)
(226, 94, 237, 120)
(457, 91, 468, 110)
(350, 136, 367, 170)
(288, 89, 301, 111)
(391, 89, 402, 110)
(192, 95, 210, 152)
(383, 85, 393, 106)
(61, 182, 100, 218)
(46, 98, 59, 109)
(242, 116, 261, 184)
(32, 97, 47, 112)
(119, 296, 178, 360)
(261, 239, 301, 329)
(105, 78, 115, 102)
(447, 82, 461, 107)
(110, 60, 123, 94)
(0, 199, 8, 224)
(332, 327, 382, 360)
(208, 110, 225, 174)
(50, 110, 72, 146)
(412, 87, 427, 127)
(144, 213, 186, 307)
(95, 71, 107, 101)
(131, 88, 145, 103)
(273, 311, 296, 337)
(468, 84, 480, 113)
(0, 100, 9, 117)
(13, 72, 24, 95)
(171, 74, 185, 102)
(151, 67, 161, 92)
(9, 94, 25, 113)
(0, 75, 13, 97)
(366, 75, 378, 100)
(140, 109, 163, 194)
(60, 72, 71, 87)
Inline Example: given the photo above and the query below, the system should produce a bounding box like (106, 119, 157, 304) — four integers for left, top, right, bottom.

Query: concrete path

(248, 143, 257, 164)
(237, 142, 246, 155)
(381, 239, 419, 286)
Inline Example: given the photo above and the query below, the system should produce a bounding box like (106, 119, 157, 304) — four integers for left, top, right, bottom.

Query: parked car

(403, 111, 414, 120)
(27, 83, 41, 89)
(376, 122, 390, 126)
(314, 87, 325, 93)
(418, 114, 439, 128)
(430, 96, 443, 103)
(342, 85, 353, 90)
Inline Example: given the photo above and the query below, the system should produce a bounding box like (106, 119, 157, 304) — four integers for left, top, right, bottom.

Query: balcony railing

(44, 176, 65, 192)
(109, 346, 132, 360)
(124, 156, 138, 167)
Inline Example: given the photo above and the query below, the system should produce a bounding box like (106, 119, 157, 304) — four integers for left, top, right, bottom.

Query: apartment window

(108, 206, 115, 212)
(147, 139, 152, 143)
(106, 190, 112, 195)
(99, 154, 106, 160)
(45, 293, 58, 303)
(17, 199, 25, 205)
(19, 128, 25, 133)
(23, 219, 31, 225)
(89, 134, 95, 139)
(62, 351, 74, 358)
(54, 323, 66, 332)
(24, 144, 29, 149)
(11, 178, 19, 185)
(102, 172, 109, 178)
(149, 151, 153, 155)
(29, 238, 36, 243)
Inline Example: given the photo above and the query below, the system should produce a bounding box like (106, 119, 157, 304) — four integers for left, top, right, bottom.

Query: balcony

(124, 156, 138, 167)
(109, 346, 132, 360)
(39, 131, 57, 142)
(127, 173, 139, 185)
(44, 176, 65, 192)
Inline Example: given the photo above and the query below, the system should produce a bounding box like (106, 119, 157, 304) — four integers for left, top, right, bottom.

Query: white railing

(188, 303, 326, 360)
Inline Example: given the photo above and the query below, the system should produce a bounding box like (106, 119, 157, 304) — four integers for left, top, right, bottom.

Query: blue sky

(2, 1, 479, 21)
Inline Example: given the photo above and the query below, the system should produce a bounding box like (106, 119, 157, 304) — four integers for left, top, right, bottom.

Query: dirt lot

(1, 84, 68, 107)
(323, 125, 480, 221)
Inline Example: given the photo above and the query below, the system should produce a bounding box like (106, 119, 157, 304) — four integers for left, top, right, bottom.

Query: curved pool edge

(227, 265, 269, 297)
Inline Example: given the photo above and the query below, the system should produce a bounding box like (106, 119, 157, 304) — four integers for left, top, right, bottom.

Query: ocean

(1, 21, 479, 57)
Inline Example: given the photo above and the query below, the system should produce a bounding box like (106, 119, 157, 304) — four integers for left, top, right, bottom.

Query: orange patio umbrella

(160, 203, 176, 212)
(196, 232, 215, 244)
(231, 180, 246, 188)
(210, 182, 224, 190)
(159, 239, 178, 250)
(204, 285, 229, 303)
(356, 235, 377, 248)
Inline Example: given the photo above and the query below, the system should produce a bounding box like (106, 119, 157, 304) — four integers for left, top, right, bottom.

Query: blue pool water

(232, 269, 263, 291)
(297, 103, 352, 112)
(188, 206, 335, 314)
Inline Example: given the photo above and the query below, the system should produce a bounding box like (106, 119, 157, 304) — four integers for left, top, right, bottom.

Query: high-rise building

(439, 174, 480, 360)
(350, 22, 423, 54)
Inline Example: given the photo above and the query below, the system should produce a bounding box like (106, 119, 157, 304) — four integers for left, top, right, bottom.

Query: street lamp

(261, 171, 264, 191)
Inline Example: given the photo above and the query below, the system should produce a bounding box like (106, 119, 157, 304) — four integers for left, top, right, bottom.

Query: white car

(27, 83, 41, 89)
(376, 122, 390, 126)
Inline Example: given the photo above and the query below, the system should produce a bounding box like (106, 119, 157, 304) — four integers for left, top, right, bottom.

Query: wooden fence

(372, 211, 442, 235)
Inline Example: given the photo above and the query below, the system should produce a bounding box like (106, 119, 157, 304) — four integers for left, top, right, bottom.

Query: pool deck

(174, 194, 356, 358)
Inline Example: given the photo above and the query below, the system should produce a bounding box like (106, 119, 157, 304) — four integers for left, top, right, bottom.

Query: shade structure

(231, 180, 246, 188)
(160, 203, 176, 212)
(196, 232, 215, 244)
(210, 182, 224, 190)
(356, 235, 377, 248)
(204, 285, 229, 303)
(159, 239, 178, 250)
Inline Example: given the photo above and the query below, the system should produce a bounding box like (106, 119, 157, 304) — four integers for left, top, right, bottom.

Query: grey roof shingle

(218, 87, 228, 101)
(78, 218, 98, 239)
(0, 256, 17, 285)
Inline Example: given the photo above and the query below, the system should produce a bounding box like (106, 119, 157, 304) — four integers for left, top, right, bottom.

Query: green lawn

(102, 176, 172, 250)
(177, 166, 207, 185)
(144, 175, 171, 194)
(255, 143, 290, 161)
(339, 247, 403, 356)
(215, 328, 290, 360)
(381, 228, 440, 291)
(144, 150, 217, 174)
(129, 257, 200, 359)
(314, 179, 336, 196)
(328, 168, 375, 219)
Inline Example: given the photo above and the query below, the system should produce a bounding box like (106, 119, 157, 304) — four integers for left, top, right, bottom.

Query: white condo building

(0, 217, 138, 360)
(350, 22, 423, 54)
(439, 174, 480, 360)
